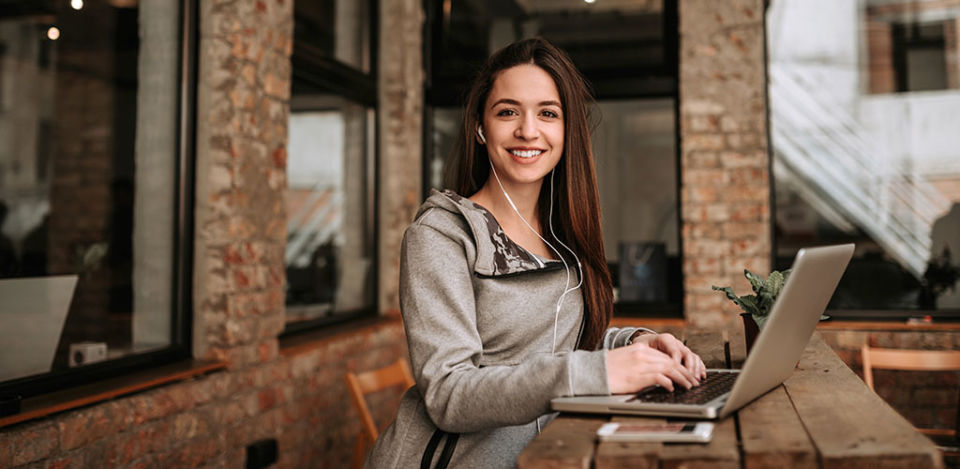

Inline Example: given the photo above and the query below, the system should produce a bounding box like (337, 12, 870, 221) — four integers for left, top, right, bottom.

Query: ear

(476, 126, 486, 145)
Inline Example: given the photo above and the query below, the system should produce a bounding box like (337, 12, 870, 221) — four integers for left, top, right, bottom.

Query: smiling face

(480, 64, 564, 189)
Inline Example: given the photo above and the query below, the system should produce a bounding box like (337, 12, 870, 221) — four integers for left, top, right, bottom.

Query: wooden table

(518, 331, 943, 468)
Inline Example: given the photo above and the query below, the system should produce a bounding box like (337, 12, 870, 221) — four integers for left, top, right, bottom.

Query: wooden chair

(344, 358, 416, 469)
(861, 345, 960, 457)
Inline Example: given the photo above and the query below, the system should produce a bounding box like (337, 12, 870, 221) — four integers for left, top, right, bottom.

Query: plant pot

(740, 313, 759, 354)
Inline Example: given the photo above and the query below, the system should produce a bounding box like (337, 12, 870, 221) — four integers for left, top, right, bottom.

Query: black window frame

(0, 0, 198, 400)
(282, 0, 380, 335)
(420, 0, 684, 319)
(891, 20, 948, 93)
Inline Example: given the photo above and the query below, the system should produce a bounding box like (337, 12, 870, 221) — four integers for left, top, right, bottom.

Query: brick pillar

(679, 0, 771, 328)
(867, 20, 896, 94)
(378, 0, 424, 314)
(946, 18, 960, 90)
(193, 0, 293, 366)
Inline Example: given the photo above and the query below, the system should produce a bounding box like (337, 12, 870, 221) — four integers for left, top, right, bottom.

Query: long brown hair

(447, 38, 613, 350)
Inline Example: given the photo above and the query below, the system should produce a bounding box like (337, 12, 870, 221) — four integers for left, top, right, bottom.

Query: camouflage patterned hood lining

(416, 189, 562, 277)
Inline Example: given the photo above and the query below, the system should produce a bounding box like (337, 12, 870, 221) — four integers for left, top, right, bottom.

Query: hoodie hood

(416, 189, 557, 277)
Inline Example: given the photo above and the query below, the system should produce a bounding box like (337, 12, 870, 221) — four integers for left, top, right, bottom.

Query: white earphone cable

(487, 160, 582, 354)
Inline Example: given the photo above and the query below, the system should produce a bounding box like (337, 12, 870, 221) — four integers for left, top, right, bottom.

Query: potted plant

(712, 269, 824, 352)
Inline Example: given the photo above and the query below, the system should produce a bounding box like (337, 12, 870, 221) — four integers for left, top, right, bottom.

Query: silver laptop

(0, 275, 78, 382)
(551, 244, 854, 419)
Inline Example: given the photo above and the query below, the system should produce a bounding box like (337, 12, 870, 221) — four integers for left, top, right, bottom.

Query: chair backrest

(344, 358, 416, 441)
(861, 345, 960, 390)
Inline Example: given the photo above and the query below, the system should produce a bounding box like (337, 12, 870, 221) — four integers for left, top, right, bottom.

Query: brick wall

(0, 0, 412, 468)
(377, 0, 423, 315)
(821, 327, 960, 432)
(678, 0, 772, 328)
(0, 321, 407, 468)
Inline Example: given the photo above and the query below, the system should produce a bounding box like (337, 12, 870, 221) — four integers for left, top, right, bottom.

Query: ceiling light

(47, 26, 60, 40)
(70, 0, 83, 10)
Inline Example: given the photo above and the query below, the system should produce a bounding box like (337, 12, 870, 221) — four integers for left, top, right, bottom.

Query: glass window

(285, 0, 376, 330)
(768, 0, 960, 318)
(294, 0, 371, 73)
(0, 0, 190, 391)
(424, 0, 682, 316)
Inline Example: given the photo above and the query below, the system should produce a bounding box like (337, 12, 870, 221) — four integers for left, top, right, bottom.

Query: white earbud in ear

(477, 126, 487, 145)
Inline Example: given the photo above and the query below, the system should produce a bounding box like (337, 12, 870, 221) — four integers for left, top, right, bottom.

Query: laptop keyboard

(631, 371, 738, 405)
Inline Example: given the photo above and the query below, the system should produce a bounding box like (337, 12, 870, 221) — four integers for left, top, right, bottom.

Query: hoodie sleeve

(601, 327, 658, 349)
(400, 222, 610, 434)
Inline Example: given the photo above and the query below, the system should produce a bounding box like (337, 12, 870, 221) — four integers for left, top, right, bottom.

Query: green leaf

(744, 270, 765, 295)
(739, 295, 760, 317)
(765, 271, 785, 297)
(755, 313, 770, 329)
(712, 285, 739, 303)
(713, 286, 748, 314)
(757, 291, 775, 315)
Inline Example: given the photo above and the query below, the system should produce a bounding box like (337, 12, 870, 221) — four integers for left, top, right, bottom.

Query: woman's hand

(631, 332, 708, 382)
(605, 333, 707, 394)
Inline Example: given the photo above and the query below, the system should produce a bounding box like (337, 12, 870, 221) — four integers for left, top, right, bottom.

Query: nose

(514, 113, 539, 140)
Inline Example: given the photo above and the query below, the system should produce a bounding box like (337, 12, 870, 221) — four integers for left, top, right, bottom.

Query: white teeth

(510, 149, 543, 158)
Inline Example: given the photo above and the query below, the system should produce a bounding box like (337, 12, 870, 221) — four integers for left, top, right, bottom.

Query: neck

(474, 177, 544, 229)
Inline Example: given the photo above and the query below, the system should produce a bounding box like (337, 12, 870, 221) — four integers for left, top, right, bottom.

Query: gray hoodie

(365, 190, 642, 468)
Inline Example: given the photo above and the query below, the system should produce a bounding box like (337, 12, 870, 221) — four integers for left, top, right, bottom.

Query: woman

(366, 38, 706, 469)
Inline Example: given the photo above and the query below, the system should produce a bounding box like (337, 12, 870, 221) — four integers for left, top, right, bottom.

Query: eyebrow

(489, 98, 562, 109)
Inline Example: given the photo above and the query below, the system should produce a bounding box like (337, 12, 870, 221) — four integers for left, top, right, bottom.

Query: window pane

(768, 0, 960, 314)
(295, 0, 371, 72)
(595, 99, 681, 312)
(427, 0, 671, 105)
(285, 96, 374, 324)
(0, 0, 180, 382)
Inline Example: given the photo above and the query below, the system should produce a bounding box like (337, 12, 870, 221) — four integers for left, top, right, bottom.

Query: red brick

(0, 437, 11, 468)
(682, 223, 722, 240)
(687, 115, 720, 133)
(686, 186, 720, 203)
(130, 385, 195, 425)
(729, 202, 766, 222)
(683, 168, 729, 186)
(684, 133, 725, 151)
(77, 441, 116, 469)
(683, 151, 719, 168)
(686, 239, 730, 258)
(171, 413, 206, 441)
(44, 454, 82, 469)
(724, 185, 768, 203)
(719, 116, 740, 132)
(682, 203, 731, 223)
(722, 221, 766, 240)
(728, 167, 767, 186)
(719, 151, 764, 168)
(259, 388, 280, 411)
(10, 423, 59, 466)
(113, 420, 172, 466)
(258, 339, 279, 362)
(159, 437, 222, 468)
(725, 132, 762, 150)
(684, 257, 722, 275)
(58, 403, 129, 450)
